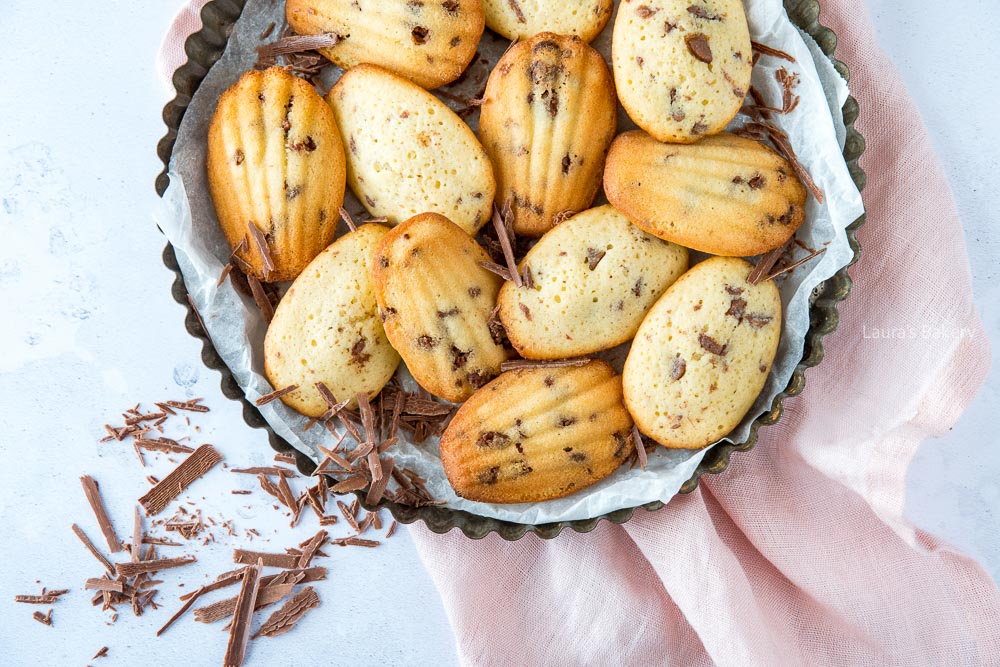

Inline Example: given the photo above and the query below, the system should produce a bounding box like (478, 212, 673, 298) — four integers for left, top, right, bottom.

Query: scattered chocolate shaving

(297, 530, 329, 568)
(255, 385, 299, 406)
(386, 521, 398, 538)
(257, 33, 342, 60)
(232, 550, 300, 569)
(632, 426, 648, 471)
(80, 475, 122, 553)
(163, 398, 210, 413)
(337, 501, 360, 533)
(478, 260, 515, 282)
(491, 201, 522, 288)
(500, 358, 592, 372)
(138, 445, 222, 516)
(751, 40, 796, 62)
(761, 246, 826, 283)
(85, 578, 125, 593)
(246, 274, 275, 323)
(231, 466, 297, 478)
(746, 242, 790, 285)
(339, 206, 358, 232)
(366, 457, 395, 505)
(32, 610, 53, 626)
(252, 586, 320, 639)
(72, 523, 116, 575)
(260, 21, 276, 40)
(15, 593, 64, 604)
(223, 561, 263, 667)
(116, 556, 196, 578)
(331, 536, 381, 548)
(134, 437, 194, 455)
(246, 221, 275, 277)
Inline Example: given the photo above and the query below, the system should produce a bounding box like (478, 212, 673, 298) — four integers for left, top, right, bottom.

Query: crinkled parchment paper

(154, 0, 865, 524)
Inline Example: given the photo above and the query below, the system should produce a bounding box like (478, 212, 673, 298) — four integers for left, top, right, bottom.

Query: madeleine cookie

(286, 0, 484, 90)
(207, 67, 346, 282)
(327, 64, 495, 234)
(264, 224, 401, 418)
(604, 131, 808, 256)
(440, 361, 634, 503)
(498, 205, 688, 359)
(612, 0, 752, 143)
(479, 33, 617, 237)
(372, 213, 508, 402)
(623, 257, 781, 449)
(481, 0, 613, 43)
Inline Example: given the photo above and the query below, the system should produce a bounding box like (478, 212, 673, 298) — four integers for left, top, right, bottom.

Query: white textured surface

(0, 1, 996, 665)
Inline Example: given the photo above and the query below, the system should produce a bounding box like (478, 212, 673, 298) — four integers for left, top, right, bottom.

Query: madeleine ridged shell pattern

(372, 213, 509, 402)
(604, 131, 808, 256)
(440, 361, 635, 504)
(207, 67, 346, 282)
(286, 0, 484, 89)
(479, 33, 617, 237)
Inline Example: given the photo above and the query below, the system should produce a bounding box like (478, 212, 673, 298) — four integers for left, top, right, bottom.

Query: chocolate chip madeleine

(207, 67, 346, 282)
(440, 361, 634, 503)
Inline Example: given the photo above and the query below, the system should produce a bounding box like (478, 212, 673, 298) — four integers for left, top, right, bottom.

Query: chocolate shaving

(252, 586, 320, 639)
(746, 242, 790, 285)
(116, 556, 196, 578)
(386, 521, 398, 538)
(134, 437, 194, 455)
(138, 445, 222, 516)
(33, 610, 53, 626)
(255, 385, 298, 406)
(223, 561, 263, 667)
(331, 536, 381, 548)
(246, 221, 275, 277)
(339, 206, 358, 232)
(491, 201, 522, 288)
(231, 466, 297, 478)
(80, 475, 122, 553)
(337, 501, 360, 533)
(232, 550, 300, 569)
(761, 246, 826, 283)
(246, 274, 275, 323)
(297, 530, 329, 568)
(366, 456, 395, 505)
(163, 398, 210, 413)
(751, 40, 796, 62)
(72, 523, 116, 575)
(85, 578, 125, 593)
(500, 358, 592, 372)
(478, 260, 515, 282)
(257, 33, 342, 60)
(15, 593, 63, 604)
(632, 425, 648, 471)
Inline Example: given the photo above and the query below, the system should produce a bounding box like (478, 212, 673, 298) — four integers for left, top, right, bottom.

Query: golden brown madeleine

(264, 224, 401, 417)
(623, 257, 781, 449)
(372, 213, 509, 402)
(207, 67, 346, 282)
(440, 361, 635, 503)
(498, 205, 688, 359)
(327, 64, 495, 234)
(286, 0, 484, 90)
(611, 0, 752, 143)
(604, 131, 808, 256)
(480, 0, 613, 43)
(479, 33, 617, 237)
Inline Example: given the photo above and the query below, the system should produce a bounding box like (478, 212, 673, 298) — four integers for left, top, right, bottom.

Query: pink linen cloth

(159, 2, 999, 664)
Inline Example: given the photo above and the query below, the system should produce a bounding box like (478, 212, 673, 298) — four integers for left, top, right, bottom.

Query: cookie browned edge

(156, 0, 866, 541)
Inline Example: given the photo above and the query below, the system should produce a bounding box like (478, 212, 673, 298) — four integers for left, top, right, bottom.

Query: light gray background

(0, 1, 996, 664)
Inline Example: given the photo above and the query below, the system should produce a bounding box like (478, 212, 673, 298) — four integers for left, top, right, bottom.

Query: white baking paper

(153, 0, 865, 524)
